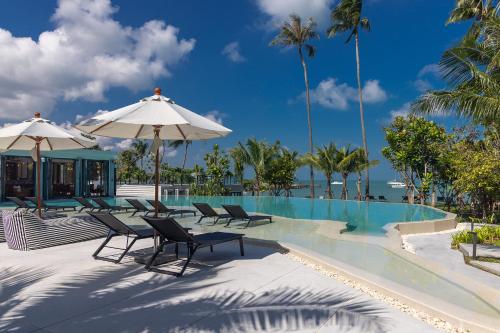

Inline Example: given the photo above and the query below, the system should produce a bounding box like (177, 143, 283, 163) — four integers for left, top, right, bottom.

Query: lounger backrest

(142, 216, 194, 243)
(193, 203, 217, 217)
(89, 212, 134, 235)
(126, 199, 147, 211)
(26, 197, 41, 205)
(74, 197, 94, 208)
(222, 205, 249, 219)
(93, 198, 111, 209)
(6, 197, 30, 208)
(146, 200, 173, 213)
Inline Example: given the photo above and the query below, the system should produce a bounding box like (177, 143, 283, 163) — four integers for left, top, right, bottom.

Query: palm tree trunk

(341, 173, 348, 200)
(299, 48, 315, 199)
(355, 32, 370, 199)
(357, 173, 362, 201)
(182, 142, 189, 169)
(326, 175, 332, 199)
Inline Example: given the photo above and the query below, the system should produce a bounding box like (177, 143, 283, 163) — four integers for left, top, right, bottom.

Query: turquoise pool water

(145, 196, 446, 235)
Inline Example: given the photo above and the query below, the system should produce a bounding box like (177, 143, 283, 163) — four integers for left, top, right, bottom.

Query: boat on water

(387, 180, 406, 188)
(331, 181, 343, 185)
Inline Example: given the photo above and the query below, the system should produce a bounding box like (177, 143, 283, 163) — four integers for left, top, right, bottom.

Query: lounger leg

(210, 245, 213, 252)
(78, 206, 85, 213)
(239, 238, 244, 256)
(225, 218, 234, 227)
(115, 237, 138, 263)
(93, 233, 114, 258)
(175, 243, 179, 259)
(178, 245, 199, 277)
(245, 219, 252, 228)
(131, 210, 138, 217)
(196, 216, 205, 224)
(145, 241, 165, 271)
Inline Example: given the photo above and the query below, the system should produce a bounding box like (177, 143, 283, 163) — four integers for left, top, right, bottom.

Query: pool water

(145, 196, 446, 235)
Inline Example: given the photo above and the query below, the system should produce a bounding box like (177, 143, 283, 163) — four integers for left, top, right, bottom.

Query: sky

(0, 0, 470, 180)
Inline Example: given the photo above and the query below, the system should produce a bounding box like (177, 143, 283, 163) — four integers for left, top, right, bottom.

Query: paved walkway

(403, 231, 500, 290)
(0, 237, 439, 333)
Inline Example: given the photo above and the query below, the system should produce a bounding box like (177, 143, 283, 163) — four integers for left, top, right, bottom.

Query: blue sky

(0, 0, 469, 179)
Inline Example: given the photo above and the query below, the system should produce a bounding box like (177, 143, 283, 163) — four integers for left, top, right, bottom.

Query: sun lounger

(193, 202, 231, 225)
(222, 204, 272, 228)
(6, 197, 33, 211)
(92, 198, 132, 212)
(26, 197, 77, 211)
(126, 199, 155, 216)
(365, 195, 375, 201)
(402, 196, 409, 202)
(74, 197, 98, 213)
(89, 212, 154, 263)
(142, 216, 244, 276)
(2, 210, 107, 250)
(378, 195, 387, 201)
(146, 200, 196, 217)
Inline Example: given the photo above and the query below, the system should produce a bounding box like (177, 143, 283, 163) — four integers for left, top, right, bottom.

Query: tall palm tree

(447, 0, 498, 25)
(327, 0, 372, 199)
(270, 14, 319, 199)
(336, 145, 361, 200)
(238, 138, 279, 196)
(169, 140, 192, 169)
(132, 140, 148, 169)
(229, 146, 246, 185)
(302, 143, 338, 199)
(351, 149, 379, 200)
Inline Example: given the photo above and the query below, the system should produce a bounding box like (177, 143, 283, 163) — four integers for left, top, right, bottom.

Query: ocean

(289, 180, 407, 202)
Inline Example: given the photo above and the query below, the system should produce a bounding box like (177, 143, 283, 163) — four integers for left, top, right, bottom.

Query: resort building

(0, 149, 116, 201)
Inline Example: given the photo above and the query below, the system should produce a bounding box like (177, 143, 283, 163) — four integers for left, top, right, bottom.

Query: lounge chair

(365, 195, 375, 201)
(2, 210, 108, 251)
(402, 196, 408, 202)
(142, 216, 244, 277)
(92, 198, 132, 212)
(126, 199, 155, 216)
(89, 212, 154, 263)
(26, 197, 77, 211)
(193, 202, 231, 225)
(146, 200, 196, 217)
(74, 197, 98, 213)
(222, 205, 272, 228)
(6, 197, 33, 211)
(378, 195, 387, 201)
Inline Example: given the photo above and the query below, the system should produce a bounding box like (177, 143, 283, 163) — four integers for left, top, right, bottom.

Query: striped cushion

(2, 210, 108, 251)
(0, 212, 5, 242)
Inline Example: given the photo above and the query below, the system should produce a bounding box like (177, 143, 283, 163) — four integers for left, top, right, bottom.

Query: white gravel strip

(286, 253, 469, 333)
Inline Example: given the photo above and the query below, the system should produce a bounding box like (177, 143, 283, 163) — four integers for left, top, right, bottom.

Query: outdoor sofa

(1, 210, 108, 251)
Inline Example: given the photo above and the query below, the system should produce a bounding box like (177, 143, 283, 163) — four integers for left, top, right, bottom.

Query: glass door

(50, 159, 75, 198)
(86, 160, 108, 197)
(4, 157, 35, 198)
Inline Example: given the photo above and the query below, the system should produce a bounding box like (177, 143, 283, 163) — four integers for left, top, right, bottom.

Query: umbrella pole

(154, 127, 161, 218)
(36, 139, 42, 217)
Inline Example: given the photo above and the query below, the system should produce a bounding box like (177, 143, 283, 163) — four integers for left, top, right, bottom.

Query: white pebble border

(286, 253, 469, 333)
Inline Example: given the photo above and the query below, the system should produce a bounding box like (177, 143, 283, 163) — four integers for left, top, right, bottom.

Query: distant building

(0, 149, 116, 201)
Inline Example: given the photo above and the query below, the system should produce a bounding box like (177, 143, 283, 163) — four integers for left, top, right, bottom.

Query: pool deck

(0, 236, 439, 333)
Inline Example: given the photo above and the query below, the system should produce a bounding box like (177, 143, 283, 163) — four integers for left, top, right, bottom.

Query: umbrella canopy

(76, 87, 232, 217)
(75, 88, 231, 140)
(0, 112, 96, 215)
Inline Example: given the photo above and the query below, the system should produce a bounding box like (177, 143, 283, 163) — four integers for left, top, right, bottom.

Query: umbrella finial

(154, 87, 161, 95)
(34, 112, 41, 118)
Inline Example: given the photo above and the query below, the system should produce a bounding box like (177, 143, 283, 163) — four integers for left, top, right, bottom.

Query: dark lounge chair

(146, 200, 196, 217)
(26, 197, 77, 211)
(365, 195, 375, 201)
(126, 199, 155, 216)
(89, 212, 154, 263)
(6, 197, 33, 211)
(402, 196, 409, 202)
(142, 216, 244, 277)
(378, 195, 388, 201)
(74, 197, 98, 213)
(92, 198, 132, 212)
(222, 205, 272, 228)
(193, 202, 231, 225)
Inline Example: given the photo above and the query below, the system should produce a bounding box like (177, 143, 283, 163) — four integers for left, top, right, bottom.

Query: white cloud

(414, 78, 433, 93)
(204, 110, 225, 125)
(418, 63, 440, 78)
(389, 102, 411, 120)
(256, 0, 334, 29)
(222, 41, 246, 63)
(116, 138, 133, 150)
(307, 78, 388, 110)
(0, 0, 195, 120)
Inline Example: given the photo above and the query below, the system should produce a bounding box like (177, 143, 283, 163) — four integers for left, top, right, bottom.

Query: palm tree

(351, 149, 379, 200)
(327, 0, 372, 199)
(238, 138, 279, 196)
(336, 145, 361, 200)
(302, 143, 338, 199)
(169, 140, 192, 169)
(229, 146, 246, 185)
(270, 14, 319, 199)
(447, 0, 498, 25)
(132, 140, 148, 169)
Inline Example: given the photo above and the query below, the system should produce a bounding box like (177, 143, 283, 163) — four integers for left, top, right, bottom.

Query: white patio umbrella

(0, 112, 96, 216)
(76, 87, 232, 216)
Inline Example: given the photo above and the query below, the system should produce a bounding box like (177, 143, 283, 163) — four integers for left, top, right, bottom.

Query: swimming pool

(142, 196, 446, 235)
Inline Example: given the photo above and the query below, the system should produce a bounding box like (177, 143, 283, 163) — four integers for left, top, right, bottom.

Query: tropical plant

(351, 149, 379, 200)
(169, 140, 192, 169)
(270, 14, 319, 198)
(191, 144, 229, 196)
(116, 150, 138, 183)
(413, 3, 500, 125)
(327, 0, 372, 198)
(451, 225, 500, 248)
(229, 145, 246, 185)
(336, 145, 362, 200)
(302, 143, 338, 199)
(237, 138, 279, 195)
(265, 148, 300, 196)
(132, 140, 148, 169)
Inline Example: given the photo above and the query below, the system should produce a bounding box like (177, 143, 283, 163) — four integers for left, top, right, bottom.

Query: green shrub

(451, 225, 500, 248)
